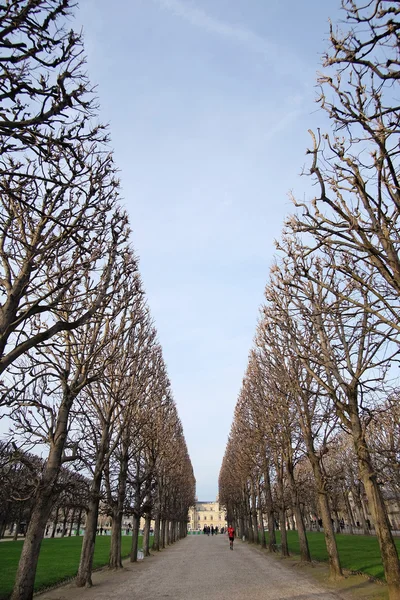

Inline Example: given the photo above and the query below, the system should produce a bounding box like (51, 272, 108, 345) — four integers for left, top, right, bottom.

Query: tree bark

(160, 518, 166, 548)
(68, 509, 75, 537)
(0, 517, 7, 539)
(76, 424, 109, 589)
(264, 462, 277, 552)
(108, 442, 129, 569)
(76, 508, 83, 536)
(168, 520, 172, 545)
(286, 455, 311, 562)
(109, 511, 123, 569)
(13, 517, 21, 542)
(308, 450, 343, 580)
(61, 511, 68, 537)
(10, 394, 74, 600)
(51, 505, 60, 538)
(244, 489, 252, 542)
(342, 490, 355, 534)
(352, 410, 400, 600)
(143, 514, 151, 557)
(75, 485, 101, 587)
(250, 480, 259, 544)
(352, 484, 369, 535)
(153, 510, 161, 551)
(130, 514, 140, 562)
(279, 508, 289, 557)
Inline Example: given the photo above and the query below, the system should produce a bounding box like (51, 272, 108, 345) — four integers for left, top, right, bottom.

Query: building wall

(188, 500, 227, 531)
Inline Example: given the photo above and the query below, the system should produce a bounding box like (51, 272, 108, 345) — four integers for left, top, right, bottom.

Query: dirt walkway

(38, 534, 342, 600)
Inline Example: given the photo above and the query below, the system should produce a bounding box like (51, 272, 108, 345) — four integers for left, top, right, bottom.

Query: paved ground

(39, 534, 341, 600)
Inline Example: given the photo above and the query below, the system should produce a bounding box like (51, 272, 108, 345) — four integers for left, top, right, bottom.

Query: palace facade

(187, 498, 227, 531)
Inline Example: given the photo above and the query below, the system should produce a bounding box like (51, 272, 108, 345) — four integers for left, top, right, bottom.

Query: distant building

(187, 498, 227, 531)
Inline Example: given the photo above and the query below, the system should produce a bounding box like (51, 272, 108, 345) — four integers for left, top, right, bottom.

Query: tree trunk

(0, 517, 7, 539)
(130, 514, 140, 563)
(10, 395, 74, 600)
(109, 511, 123, 569)
(76, 427, 108, 589)
(276, 462, 289, 557)
(153, 510, 161, 551)
(258, 506, 266, 548)
(51, 506, 59, 538)
(361, 496, 372, 534)
(143, 514, 151, 557)
(108, 442, 129, 569)
(160, 518, 166, 548)
(76, 508, 83, 536)
(257, 479, 266, 548)
(68, 509, 75, 536)
(75, 485, 101, 587)
(239, 514, 245, 540)
(61, 511, 68, 537)
(308, 451, 343, 579)
(352, 413, 400, 600)
(13, 517, 21, 542)
(286, 454, 311, 562)
(342, 489, 355, 534)
(352, 484, 369, 535)
(244, 490, 252, 542)
(264, 462, 277, 552)
(250, 480, 259, 544)
(168, 520, 172, 545)
(279, 508, 289, 557)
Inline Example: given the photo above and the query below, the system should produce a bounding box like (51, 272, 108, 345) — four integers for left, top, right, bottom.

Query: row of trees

(220, 2, 400, 600)
(0, 442, 90, 540)
(0, 2, 195, 600)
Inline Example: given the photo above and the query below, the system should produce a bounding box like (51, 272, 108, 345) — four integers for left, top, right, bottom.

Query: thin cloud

(154, 0, 308, 77)
(156, 0, 275, 56)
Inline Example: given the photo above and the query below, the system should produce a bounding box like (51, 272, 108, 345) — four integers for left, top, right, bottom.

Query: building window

(210, 516, 213, 520)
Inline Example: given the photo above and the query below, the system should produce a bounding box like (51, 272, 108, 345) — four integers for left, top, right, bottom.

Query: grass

(0, 534, 146, 599)
(264, 530, 400, 580)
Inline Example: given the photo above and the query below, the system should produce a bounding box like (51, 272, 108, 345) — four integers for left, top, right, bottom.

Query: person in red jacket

(227, 525, 235, 550)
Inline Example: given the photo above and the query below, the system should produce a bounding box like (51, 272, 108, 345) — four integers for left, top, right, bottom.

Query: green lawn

(0, 535, 146, 599)
(264, 530, 400, 580)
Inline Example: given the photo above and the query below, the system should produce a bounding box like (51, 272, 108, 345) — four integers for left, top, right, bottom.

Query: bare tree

(8, 238, 133, 600)
(269, 247, 400, 593)
(0, 0, 123, 376)
(259, 288, 343, 578)
(291, 1, 400, 332)
(0, 0, 101, 153)
(104, 302, 156, 569)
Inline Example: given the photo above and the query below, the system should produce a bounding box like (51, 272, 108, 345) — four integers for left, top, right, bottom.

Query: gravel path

(39, 534, 341, 600)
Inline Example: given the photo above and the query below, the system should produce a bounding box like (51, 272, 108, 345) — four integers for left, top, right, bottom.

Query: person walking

(227, 525, 235, 550)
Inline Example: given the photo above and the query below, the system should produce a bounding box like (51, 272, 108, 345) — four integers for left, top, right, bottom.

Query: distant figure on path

(211, 526, 214, 536)
(227, 525, 235, 550)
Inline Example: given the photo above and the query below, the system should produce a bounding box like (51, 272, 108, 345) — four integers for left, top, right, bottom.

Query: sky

(73, 0, 344, 500)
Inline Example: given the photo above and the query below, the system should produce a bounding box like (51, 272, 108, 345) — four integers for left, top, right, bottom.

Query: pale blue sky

(76, 0, 343, 500)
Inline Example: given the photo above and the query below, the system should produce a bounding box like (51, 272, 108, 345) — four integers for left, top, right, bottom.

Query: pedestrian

(227, 524, 235, 550)
(211, 525, 214, 536)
